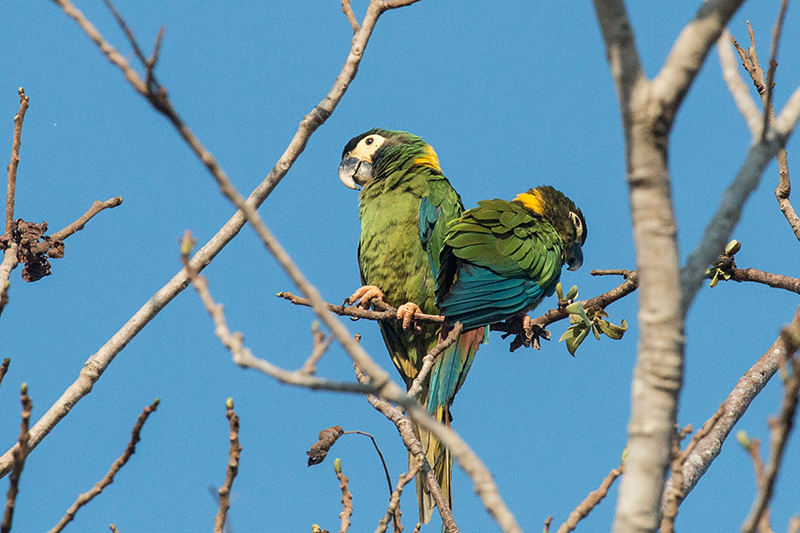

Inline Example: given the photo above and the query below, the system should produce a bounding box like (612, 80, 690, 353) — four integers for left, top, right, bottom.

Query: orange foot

(344, 285, 386, 310)
(397, 302, 422, 330)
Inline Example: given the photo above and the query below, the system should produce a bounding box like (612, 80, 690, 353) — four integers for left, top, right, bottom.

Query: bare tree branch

(681, 107, 800, 315)
(48, 400, 159, 533)
(341, 0, 360, 33)
(742, 321, 800, 533)
(214, 399, 242, 533)
(718, 30, 763, 136)
(375, 465, 419, 533)
(664, 303, 800, 509)
(0, 359, 9, 390)
(739, 435, 773, 533)
(5, 88, 28, 237)
(185, 257, 374, 395)
(555, 462, 624, 533)
(0, 0, 406, 477)
(50, 197, 123, 242)
(0, 244, 18, 317)
(661, 405, 724, 531)
(760, 0, 789, 143)
(1, 89, 29, 315)
(353, 365, 461, 533)
(593, 2, 749, 531)
(406, 322, 462, 401)
(335, 460, 353, 533)
(725, 20, 800, 242)
(727, 268, 800, 294)
(0, 384, 31, 533)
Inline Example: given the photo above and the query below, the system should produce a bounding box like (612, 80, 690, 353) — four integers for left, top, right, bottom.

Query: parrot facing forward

(339, 128, 476, 523)
(434, 186, 587, 371)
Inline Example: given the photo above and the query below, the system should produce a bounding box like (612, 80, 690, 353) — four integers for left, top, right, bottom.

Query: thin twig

(214, 399, 242, 533)
(1, 89, 29, 316)
(661, 405, 724, 531)
(299, 324, 334, 376)
(0, 384, 31, 533)
(341, 0, 360, 32)
(761, 0, 789, 143)
(47, 400, 159, 533)
(335, 460, 353, 533)
(375, 464, 419, 533)
(50, 197, 123, 242)
(742, 320, 800, 533)
(280, 291, 439, 323)
(406, 322, 463, 400)
(6, 88, 29, 237)
(342, 430, 393, 495)
(729, 19, 800, 240)
(719, 30, 762, 136)
(664, 303, 800, 509)
(740, 436, 772, 533)
(353, 365, 461, 533)
(182, 245, 374, 394)
(725, 267, 800, 293)
(0, 359, 9, 389)
(555, 462, 624, 533)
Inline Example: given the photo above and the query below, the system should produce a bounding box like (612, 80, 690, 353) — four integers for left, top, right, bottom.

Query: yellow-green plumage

(339, 129, 468, 523)
(436, 186, 587, 331)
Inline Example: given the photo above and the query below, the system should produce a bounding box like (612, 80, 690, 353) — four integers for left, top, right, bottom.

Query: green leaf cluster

(556, 284, 628, 356)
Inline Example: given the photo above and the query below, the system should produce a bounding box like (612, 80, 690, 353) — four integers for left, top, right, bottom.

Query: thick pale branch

(591, 0, 646, 137)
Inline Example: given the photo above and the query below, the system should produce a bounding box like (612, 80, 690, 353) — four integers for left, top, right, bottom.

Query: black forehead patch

(341, 128, 384, 159)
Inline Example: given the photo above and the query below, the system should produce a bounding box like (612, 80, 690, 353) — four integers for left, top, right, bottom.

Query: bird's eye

(365, 137, 374, 145)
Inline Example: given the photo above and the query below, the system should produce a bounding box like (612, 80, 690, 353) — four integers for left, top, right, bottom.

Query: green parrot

(433, 185, 587, 374)
(339, 128, 478, 523)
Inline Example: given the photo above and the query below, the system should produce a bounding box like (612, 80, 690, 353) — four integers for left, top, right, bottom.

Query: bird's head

(513, 186, 587, 271)
(339, 129, 441, 190)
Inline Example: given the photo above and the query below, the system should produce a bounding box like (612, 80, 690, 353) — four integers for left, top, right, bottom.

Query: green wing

(436, 199, 564, 330)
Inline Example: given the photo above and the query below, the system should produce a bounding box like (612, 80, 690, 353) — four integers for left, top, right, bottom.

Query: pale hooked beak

(338, 156, 373, 190)
(566, 243, 584, 271)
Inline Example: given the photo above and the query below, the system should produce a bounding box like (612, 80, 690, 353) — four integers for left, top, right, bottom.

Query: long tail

(415, 325, 485, 524)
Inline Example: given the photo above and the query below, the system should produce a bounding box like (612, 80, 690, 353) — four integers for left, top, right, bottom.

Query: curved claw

(397, 302, 422, 330)
(344, 285, 386, 310)
(523, 314, 550, 350)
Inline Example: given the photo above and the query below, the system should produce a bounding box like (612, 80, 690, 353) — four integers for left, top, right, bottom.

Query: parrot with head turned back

(433, 185, 587, 376)
(338, 128, 480, 523)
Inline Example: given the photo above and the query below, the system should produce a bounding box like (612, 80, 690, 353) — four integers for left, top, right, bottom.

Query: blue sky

(2, 0, 799, 531)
